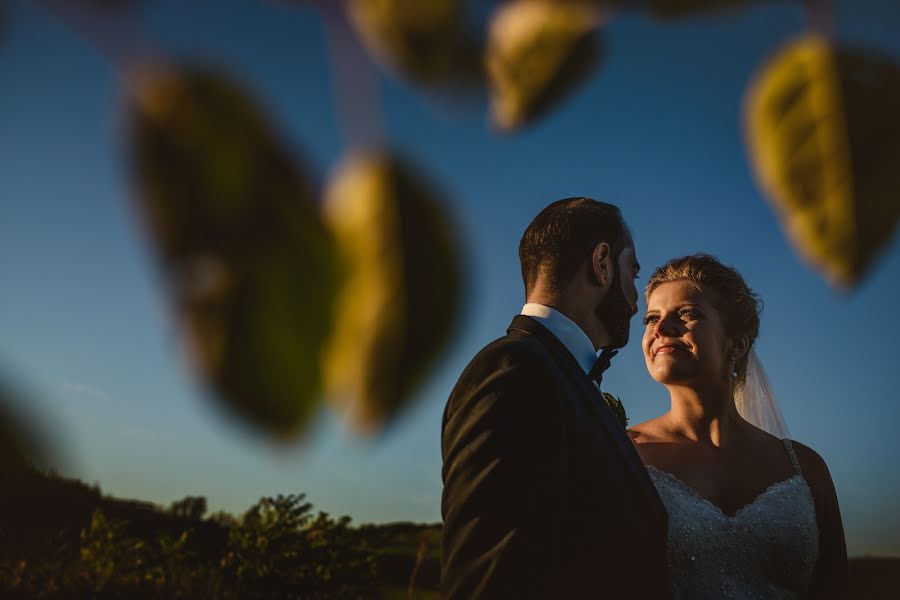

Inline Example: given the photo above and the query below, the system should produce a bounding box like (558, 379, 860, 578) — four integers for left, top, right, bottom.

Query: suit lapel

(508, 315, 668, 526)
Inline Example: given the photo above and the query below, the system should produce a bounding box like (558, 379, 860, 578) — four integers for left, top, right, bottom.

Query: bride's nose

(653, 314, 678, 337)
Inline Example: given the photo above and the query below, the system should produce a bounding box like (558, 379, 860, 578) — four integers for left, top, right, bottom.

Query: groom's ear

(591, 242, 613, 288)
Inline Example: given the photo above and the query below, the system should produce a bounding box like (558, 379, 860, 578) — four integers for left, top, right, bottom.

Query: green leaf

(322, 150, 463, 433)
(744, 36, 900, 288)
(486, 0, 604, 132)
(345, 0, 481, 87)
(130, 66, 340, 438)
(601, 392, 628, 428)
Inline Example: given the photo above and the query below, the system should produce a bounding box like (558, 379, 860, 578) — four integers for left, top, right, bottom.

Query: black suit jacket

(441, 315, 671, 599)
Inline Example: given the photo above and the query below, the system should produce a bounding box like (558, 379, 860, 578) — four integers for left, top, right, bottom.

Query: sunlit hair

(519, 197, 629, 295)
(645, 254, 762, 385)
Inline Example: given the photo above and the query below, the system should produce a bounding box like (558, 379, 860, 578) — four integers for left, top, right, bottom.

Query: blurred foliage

(1, 0, 896, 443)
(344, 0, 482, 87)
(169, 495, 207, 520)
(0, 469, 894, 598)
(486, 0, 604, 131)
(74, 0, 143, 11)
(322, 151, 463, 433)
(639, 0, 751, 20)
(745, 35, 900, 288)
(129, 65, 465, 439)
(0, 468, 448, 598)
(222, 494, 379, 597)
(130, 66, 340, 438)
(0, 379, 51, 473)
(0, 1, 6, 46)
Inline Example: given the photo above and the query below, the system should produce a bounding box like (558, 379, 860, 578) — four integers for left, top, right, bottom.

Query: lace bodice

(647, 440, 819, 599)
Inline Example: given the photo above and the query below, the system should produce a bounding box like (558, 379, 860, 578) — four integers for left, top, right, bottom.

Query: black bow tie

(588, 348, 618, 385)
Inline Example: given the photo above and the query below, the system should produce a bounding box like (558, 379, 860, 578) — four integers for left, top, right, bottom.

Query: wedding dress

(647, 439, 819, 599)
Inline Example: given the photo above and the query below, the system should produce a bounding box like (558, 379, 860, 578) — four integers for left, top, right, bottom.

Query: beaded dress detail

(647, 440, 819, 599)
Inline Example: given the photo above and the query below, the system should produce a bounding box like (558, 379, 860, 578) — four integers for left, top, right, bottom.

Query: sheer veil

(733, 349, 790, 440)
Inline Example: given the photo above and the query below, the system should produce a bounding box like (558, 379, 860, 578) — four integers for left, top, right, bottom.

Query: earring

(730, 355, 738, 379)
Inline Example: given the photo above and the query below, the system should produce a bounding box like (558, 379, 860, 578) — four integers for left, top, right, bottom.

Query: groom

(441, 198, 670, 598)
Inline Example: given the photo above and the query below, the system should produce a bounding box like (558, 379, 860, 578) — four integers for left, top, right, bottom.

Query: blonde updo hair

(645, 254, 762, 385)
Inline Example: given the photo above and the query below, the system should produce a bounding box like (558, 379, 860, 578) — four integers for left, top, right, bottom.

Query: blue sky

(1, 0, 899, 556)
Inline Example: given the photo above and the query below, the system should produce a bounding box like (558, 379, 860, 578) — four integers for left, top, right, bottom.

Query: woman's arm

(795, 442, 848, 599)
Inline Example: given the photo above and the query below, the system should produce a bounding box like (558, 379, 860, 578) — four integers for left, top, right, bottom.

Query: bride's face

(642, 280, 731, 386)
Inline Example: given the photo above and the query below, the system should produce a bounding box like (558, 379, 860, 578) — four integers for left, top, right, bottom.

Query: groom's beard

(595, 263, 634, 349)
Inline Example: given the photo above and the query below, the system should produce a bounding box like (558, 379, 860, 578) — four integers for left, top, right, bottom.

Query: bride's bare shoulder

(627, 416, 671, 444)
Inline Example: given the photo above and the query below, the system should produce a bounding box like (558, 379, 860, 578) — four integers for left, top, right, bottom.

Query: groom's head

(519, 197, 639, 349)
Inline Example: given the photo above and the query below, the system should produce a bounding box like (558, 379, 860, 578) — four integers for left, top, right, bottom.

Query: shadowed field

(0, 467, 895, 599)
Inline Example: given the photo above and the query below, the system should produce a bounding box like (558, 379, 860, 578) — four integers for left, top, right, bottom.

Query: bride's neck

(665, 383, 742, 446)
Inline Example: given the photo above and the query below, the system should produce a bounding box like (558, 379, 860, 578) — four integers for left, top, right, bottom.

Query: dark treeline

(0, 467, 895, 599)
(0, 467, 439, 599)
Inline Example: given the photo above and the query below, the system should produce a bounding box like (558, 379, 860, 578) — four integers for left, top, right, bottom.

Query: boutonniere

(601, 392, 628, 429)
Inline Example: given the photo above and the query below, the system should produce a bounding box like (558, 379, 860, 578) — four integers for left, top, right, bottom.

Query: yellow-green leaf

(486, 0, 604, 132)
(745, 35, 900, 288)
(345, 0, 481, 87)
(130, 66, 340, 438)
(322, 151, 463, 433)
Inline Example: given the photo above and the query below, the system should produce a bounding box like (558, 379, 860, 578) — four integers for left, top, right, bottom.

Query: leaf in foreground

(0, 386, 47, 472)
(130, 66, 339, 438)
(74, 0, 145, 11)
(322, 151, 463, 433)
(345, 0, 480, 87)
(486, 0, 604, 132)
(0, 1, 7, 46)
(640, 0, 750, 20)
(744, 35, 900, 288)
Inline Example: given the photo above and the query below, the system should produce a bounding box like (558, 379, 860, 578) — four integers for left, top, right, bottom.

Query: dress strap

(781, 439, 803, 476)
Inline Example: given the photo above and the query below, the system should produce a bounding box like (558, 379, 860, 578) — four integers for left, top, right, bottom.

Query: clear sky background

(2, 0, 899, 556)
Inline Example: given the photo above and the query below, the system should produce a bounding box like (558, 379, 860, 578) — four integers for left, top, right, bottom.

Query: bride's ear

(591, 242, 612, 289)
(731, 336, 750, 361)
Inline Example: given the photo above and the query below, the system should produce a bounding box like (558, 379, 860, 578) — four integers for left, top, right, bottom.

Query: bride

(629, 254, 848, 599)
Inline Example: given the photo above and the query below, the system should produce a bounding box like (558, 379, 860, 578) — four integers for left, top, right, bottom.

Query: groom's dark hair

(519, 197, 629, 295)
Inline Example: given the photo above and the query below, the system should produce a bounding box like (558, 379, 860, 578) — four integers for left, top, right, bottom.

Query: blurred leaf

(486, 0, 604, 132)
(0, 0, 12, 50)
(745, 35, 900, 288)
(130, 66, 340, 438)
(75, 0, 144, 11)
(322, 151, 463, 433)
(344, 0, 481, 87)
(0, 379, 50, 472)
(640, 0, 749, 20)
(833, 46, 900, 286)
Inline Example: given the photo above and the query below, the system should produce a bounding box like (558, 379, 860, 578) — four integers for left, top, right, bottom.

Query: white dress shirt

(520, 303, 600, 378)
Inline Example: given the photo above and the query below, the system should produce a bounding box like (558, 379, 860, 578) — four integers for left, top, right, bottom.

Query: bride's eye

(679, 309, 699, 320)
(643, 315, 658, 326)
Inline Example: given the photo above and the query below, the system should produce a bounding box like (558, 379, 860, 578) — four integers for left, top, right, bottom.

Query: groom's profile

(441, 198, 671, 598)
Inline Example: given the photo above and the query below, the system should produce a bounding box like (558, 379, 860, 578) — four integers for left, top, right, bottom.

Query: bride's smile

(641, 279, 739, 388)
(629, 254, 847, 599)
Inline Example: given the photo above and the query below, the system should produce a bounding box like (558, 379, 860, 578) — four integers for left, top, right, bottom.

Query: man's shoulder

(446, 326, 561, 403)
(443, 326, 563, 428)
(466, 325, 553, 372)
